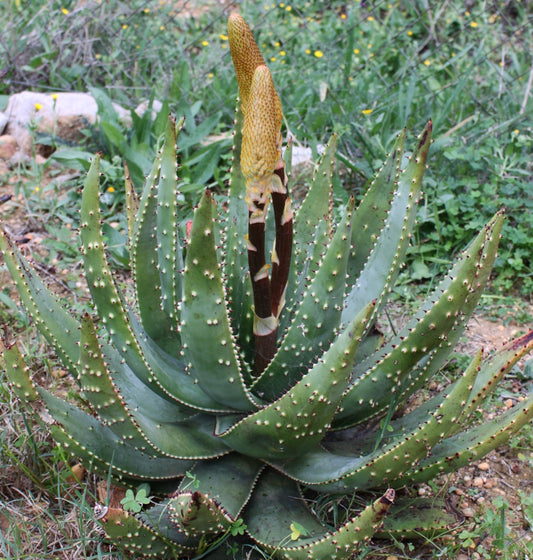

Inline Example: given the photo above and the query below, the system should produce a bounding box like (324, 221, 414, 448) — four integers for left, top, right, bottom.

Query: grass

(0, 0, 532, 558)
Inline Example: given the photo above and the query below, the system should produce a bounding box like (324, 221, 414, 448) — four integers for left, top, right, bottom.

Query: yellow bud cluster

(228, 13, 283, 205)
(241, 65, 282, 182)
(228, 13, 266, 110)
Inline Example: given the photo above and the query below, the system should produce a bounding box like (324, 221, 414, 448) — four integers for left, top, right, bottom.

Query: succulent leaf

(347, 129, 405, 281)
(217, 301, 375, 460)
(404, 392, 533, 483)
(335, 211, 504, 429)
(342, 121, 432, 326)
(181, 189, 258, 411)
(274, 343, 480, 492)
(0, 227, 81, 374)
(245, 468, 395, 559)
(376, 497, 460, 539)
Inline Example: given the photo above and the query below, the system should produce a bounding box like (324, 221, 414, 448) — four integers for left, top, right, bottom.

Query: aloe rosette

(1, 13, 532, 560)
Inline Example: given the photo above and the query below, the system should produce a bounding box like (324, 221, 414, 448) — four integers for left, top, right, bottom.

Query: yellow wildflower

(314, 50, 323, 58)
(305, 48, 311, 54)
(61, 7, 69, 15)
(424, 59, 431, 66)
(290, 523, 301, 540)
(202, 40, 209, 46)
(107, 186, 115, 194)
(286, 5, 292, 11)
(470, 21, 478, 28)
(219, 34, 228, 40)
(34, 103, 43, 111)
(280, 50, 286, 56)
(353, 48, 360, 54)
(122, 24, 128, 29)
(407, 30, 413, 36)
(368, 16, 374, 21)
(362, 109, 373, 115)
(51, 93, 58, 101)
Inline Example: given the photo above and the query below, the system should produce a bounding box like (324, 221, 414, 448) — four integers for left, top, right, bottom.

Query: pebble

(478, 461, 490, 471)
(462, 507, 475, 517)
(473, 476, 484, 487)
(457, 555, 469, 560)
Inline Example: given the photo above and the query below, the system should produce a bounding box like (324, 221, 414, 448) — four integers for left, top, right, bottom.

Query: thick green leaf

(181, 189, 257, 411)
(334, 211, 504, 429)
(245, 468, 394, 560)
(217, 302, 374, 460)
(342, 121, 432, 325)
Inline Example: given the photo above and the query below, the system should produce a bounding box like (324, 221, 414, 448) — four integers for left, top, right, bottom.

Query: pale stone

(473, 476, 484, 487)
(0, 134, 18, 159)
(478, 461, 490, 471)
(134, 99, 163, 119)
(3, 91, 129, 158)
(462, 506, 475, 517)
(0, 112, 8, 134)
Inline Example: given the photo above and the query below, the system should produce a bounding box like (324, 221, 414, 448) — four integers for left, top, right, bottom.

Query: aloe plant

(2, 13, 532, 560)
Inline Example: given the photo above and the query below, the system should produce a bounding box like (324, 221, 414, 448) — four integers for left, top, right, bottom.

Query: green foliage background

(0, 0, 531, 294)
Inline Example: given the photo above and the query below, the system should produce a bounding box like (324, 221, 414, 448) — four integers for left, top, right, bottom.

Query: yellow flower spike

(241, 65, 282, 186)
(228, 13, 266, 111)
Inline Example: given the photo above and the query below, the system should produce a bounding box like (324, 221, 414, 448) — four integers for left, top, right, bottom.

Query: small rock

(484, 479, 496, 489)
(3, 91, 129, 157)
(462, 506, 475, 517)
(504, 398, 514, 409)
(478, 461, 490, 471)
(0, 134, 18, 159)
(473, 477, 484, 487)
(457, 554, 469, 560)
